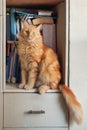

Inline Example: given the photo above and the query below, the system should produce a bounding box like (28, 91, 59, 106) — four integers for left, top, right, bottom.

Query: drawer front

(0, 0, 2, 15)
(4, 128, 68, 130)
(4, 93, 68, 128)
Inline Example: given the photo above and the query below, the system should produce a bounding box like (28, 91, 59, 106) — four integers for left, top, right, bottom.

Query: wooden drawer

(0, 0, 2, 15)
(4, 93, 68, 128)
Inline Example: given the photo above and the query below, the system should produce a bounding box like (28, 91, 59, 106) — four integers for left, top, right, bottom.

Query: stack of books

(6, 42, 21, 83)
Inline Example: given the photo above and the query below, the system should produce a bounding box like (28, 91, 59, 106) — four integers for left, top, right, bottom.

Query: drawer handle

(27, 110, 45, 114)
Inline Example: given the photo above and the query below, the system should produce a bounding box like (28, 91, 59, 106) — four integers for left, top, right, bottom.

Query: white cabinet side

(0, 0, 2, 15)
(70, 0, 87, 129)
(0, 16, 2, 91)
(0, 93, 3, 130)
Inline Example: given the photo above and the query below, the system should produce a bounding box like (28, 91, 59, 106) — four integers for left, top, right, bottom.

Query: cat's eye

(32, 32, 35, 35)
(25, 30, 29, 34)
(24, 30, 29, 36)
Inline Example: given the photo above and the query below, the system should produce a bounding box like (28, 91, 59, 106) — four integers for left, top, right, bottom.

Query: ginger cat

(17, 21, 83, 124)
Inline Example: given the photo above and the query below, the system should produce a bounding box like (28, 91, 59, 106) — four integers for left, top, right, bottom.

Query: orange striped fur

(59, 85, 83, 124)
(17, 21, 83, 124)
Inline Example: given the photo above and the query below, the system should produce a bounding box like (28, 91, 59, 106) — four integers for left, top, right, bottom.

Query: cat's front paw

(38, 87, 46, 94)
(38, 85, 50, 94)
(24, 84, 33, 90)
(19, 83, 25, 89)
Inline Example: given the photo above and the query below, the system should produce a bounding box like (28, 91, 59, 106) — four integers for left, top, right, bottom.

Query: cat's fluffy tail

(59, 84, 83, 124)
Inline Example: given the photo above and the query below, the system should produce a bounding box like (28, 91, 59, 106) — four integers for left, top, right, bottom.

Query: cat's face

(18, 21, 42, 43)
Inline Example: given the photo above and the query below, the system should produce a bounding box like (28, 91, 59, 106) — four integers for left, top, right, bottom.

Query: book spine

(6, 13, 11, 41)
(8, 44, 15, 82)
(10, 8, 17, 40)
(16, 59, 21, 83)
(6, 44, 11, 81)
(11, 47, 16, 83)
(11, 49, 19, 83)
(6, 44, 11, 56)
(6, 65, 8, 81)
(6, 55, 11, 82)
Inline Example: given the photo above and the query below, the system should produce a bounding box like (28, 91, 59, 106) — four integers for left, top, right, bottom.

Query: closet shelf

(6, 0, 64, 7)
(4, 83, 60, 93)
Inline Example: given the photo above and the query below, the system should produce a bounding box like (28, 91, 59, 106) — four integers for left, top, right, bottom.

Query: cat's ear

(37, 24, 42, 31)
(21, 21, 29, 30)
